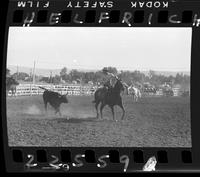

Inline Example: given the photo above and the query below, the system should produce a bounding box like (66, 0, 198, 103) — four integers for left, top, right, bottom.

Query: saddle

(103, 84, 112, 91)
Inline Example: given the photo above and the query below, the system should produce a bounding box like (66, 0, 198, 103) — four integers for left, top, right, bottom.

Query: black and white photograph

(6, 27, 191, 147)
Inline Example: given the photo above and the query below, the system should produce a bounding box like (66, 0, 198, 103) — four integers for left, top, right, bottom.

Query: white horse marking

(128, 85, 141, 102)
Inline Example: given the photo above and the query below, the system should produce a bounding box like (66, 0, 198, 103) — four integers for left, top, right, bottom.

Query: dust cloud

(62, 107, 95, 119)
(25, 105, 41, 115)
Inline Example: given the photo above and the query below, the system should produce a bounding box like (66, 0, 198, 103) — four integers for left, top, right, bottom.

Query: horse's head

(114, 79, 124, 92)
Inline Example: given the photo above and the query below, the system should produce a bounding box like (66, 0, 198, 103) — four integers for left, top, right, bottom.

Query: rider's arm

(107, 72, 119, 80)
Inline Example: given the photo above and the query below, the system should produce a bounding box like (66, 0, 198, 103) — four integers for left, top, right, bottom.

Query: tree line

(6, 67, 190, 88)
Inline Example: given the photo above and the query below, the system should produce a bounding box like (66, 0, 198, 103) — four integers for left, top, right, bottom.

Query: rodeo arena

(6, 70, 191, 147)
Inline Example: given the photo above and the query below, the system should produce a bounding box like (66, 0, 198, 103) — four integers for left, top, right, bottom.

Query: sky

(7, 27, 192, 72)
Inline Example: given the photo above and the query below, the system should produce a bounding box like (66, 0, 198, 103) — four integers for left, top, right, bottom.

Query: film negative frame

(1, 0, 200, 173)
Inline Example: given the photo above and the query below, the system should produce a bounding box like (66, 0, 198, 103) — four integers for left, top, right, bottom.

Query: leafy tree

(6, 68, 11, 77)
(148, 70, 156, 79)
(82, 72, 95, 83)
(94, 71, 107, 84)
(102, 67, 118, 75)
(60, 67, 67, 75)
(52, 75, 61, 84)
(6, 77, 19, 91)
(175, 73, 184, 84)
(39, 77, 50, 83)
(69, 69, 82, 81)
(12, 72, 29, 81)
(118, 71, 132, 85)
(60, 67, 68, 81)
(131, 70, 144, 83)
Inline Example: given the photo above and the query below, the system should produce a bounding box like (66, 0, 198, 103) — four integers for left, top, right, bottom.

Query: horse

(6, 77, 19, 97)
(128, 85, 141, 102)
(122, 82, 129, 95)
(92, 78, 125, 121)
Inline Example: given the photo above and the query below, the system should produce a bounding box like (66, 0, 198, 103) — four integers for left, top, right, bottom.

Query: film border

(1, 0, 200, 173)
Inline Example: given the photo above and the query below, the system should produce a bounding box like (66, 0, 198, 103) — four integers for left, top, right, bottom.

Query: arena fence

(140, 88, 187, 97)
(8, 84, 97, 96)
(7, 84, 188, 97)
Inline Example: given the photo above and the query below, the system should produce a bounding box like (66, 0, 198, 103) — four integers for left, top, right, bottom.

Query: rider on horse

(93, 68, 125, 120)
(102, 69, 120, 93)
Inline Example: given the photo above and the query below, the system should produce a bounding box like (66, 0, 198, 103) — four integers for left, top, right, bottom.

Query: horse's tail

(39, 86, 48, 91)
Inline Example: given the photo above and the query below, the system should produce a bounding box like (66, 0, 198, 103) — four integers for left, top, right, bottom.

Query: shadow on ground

(52, 117, 101, 123)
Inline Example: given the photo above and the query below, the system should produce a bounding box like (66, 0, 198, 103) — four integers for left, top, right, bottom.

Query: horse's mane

(112, 79, 124, 93)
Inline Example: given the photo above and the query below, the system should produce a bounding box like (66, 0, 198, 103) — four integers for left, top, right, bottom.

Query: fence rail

(8, 84, 97, 96)
(7, 84, 188, 97)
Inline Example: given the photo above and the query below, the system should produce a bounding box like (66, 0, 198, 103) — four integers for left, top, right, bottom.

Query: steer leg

(44, 101, 48, 114)
(55, 107, 62, 117)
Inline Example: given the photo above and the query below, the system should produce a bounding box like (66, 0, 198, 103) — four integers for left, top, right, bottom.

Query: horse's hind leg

(100, 103, 106, 119)
(109, 105, 116, 121)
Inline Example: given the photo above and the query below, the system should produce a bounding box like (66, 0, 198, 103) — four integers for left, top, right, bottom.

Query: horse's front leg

(100, 103, 106, 119)
(109, 105, 116, 122)
(118, 103, 125, 120)
(95, 102, 100, 118)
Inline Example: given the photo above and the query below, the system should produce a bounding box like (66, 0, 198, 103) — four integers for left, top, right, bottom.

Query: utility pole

(30, 69, 32, 81)
(50, 71, 52, 82)
(33, 60, 36, 84)
(16, 65, 19, 81)
(31, 60, 36, 96)
(50, 71, 53, 90)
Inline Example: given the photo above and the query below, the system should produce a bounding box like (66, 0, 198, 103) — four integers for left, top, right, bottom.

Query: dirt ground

(6, 95, 191, 147)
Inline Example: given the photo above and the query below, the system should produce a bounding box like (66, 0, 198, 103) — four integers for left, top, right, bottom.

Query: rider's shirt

(104, 80, 111, 88)
(103, 74, 117, 89)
